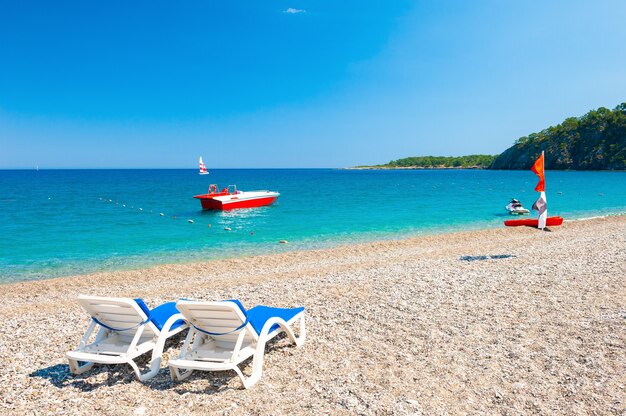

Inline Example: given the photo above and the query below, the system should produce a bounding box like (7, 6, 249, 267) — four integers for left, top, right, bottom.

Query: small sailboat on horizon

(198, 157, 209, 175)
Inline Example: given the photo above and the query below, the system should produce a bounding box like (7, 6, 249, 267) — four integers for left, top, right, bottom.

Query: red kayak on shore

(504, 216, 564, 227)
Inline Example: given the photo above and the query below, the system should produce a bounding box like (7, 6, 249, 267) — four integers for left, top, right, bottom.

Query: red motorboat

(504, 216, 564, 227)
(194, 184, 279, 210)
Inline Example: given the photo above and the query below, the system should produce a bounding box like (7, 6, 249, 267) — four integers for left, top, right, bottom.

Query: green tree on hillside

(492, 103, 626, 170)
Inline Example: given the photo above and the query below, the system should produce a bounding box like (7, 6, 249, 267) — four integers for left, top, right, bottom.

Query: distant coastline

(344, 166, 626, 171)
(348, 154, 496, 170)
(343, 165, 486, 170)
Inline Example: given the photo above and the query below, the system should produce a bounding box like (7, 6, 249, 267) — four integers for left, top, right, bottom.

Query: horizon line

(0, 167, 342, 170)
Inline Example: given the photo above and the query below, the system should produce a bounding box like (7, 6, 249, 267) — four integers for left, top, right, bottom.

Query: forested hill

(490, 104, 626, 170)
(356, 155, 497, 169)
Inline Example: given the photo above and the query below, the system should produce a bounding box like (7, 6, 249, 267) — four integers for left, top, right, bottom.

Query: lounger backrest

(176, 300, 257, 349)
(77, 295, 160, 338)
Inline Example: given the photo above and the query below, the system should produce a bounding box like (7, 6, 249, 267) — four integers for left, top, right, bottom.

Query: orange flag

(531, 152, 545, 192)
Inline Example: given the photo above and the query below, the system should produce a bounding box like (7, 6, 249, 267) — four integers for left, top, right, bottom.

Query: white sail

(199, 157, 209, 175)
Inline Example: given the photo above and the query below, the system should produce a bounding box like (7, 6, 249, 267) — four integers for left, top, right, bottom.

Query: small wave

(566, 212, 626, 222)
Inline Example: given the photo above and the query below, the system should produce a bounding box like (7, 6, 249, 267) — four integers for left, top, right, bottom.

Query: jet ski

(505, 198, 530, 215)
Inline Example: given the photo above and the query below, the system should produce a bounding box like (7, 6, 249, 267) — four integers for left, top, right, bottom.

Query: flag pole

(531, 151, 548, 230)
(539, 151, 547, 230)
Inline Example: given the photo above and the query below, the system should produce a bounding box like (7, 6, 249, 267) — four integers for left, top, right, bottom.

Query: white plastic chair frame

(168, 301, 306, 389)
(66, 295, 188, 381)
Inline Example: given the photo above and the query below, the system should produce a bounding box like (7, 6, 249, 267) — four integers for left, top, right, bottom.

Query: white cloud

(284, 8, 306, 14)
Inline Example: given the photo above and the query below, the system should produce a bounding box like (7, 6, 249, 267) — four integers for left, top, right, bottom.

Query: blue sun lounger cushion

(246, 305, 305, 335)
(134, 299, 186, 331)
(225, 300, 304, 335)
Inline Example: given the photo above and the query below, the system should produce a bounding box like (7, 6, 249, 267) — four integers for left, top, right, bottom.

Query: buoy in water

(279, 240, 288, 244)
(188, 219, 194, 223)
(224, 227, 232, 231)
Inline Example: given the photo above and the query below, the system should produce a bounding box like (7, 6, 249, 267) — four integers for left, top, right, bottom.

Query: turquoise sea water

(0, 169, 624, 283)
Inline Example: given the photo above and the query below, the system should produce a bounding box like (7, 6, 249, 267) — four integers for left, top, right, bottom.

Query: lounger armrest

(258, 312, 306, 346)
(259, 317, 288, 341)
(161, 313, 187, 335)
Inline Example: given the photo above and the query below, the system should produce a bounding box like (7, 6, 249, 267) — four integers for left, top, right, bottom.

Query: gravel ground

(0, 216, 624, 415)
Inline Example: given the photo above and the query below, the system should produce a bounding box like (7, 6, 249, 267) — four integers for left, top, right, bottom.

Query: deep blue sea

(0, 169, 624, 283)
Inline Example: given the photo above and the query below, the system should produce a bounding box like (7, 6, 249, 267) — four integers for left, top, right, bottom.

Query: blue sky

(1, 0, 625, 168)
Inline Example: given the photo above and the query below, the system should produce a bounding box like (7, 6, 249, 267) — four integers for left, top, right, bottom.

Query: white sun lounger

(66, 295, 188, 381)
(168, 300, 306, 389)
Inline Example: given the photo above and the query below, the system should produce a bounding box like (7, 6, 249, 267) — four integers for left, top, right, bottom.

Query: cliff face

(490, 104, 626, 170)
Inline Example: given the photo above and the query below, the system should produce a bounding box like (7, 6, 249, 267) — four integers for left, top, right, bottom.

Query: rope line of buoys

(99, 196, 291, 244)
(97, 196, 271, 239)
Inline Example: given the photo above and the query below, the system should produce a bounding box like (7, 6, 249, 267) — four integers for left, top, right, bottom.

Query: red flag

(531, 152, 545, 192)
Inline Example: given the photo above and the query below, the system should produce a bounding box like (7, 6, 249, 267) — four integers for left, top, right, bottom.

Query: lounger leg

(293, 313, 306, 347)
(239, 314, 306, 389)
(68, 359, 95, 375)
(127, 359, 143, 380)
(168, 324, 201, 382)
(68, 320, 101, 375)
(139, 360, 161, 382)
(140, 314, 188, 382)
(169, 366, 194, 381)
(239, 341, 267, 389)
(232, 365, 254, 389)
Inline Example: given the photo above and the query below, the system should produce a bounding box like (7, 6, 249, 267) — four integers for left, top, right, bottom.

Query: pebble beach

(0, 215, 624, 415)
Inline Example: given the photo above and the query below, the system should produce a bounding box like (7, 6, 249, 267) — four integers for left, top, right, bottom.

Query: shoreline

(1, 215, 624, 414)
(2, 212, 624, 286)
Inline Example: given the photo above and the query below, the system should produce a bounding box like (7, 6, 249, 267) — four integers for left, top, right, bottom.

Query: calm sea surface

(0, 169, 624, 283)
